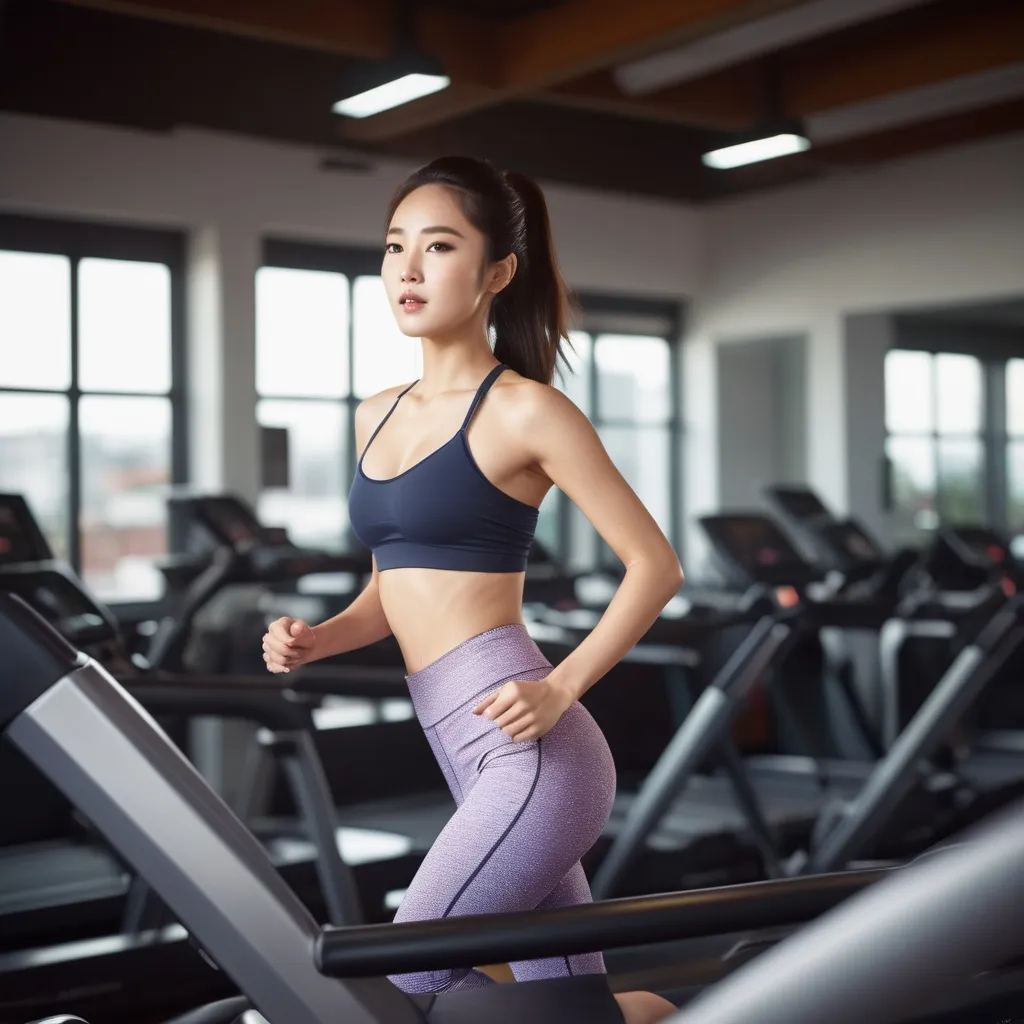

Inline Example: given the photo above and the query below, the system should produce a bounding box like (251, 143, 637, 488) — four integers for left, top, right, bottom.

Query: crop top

(348, 364, 539, 572)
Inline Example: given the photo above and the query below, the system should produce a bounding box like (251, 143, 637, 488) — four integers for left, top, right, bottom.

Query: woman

(262, 156, 682, 1024)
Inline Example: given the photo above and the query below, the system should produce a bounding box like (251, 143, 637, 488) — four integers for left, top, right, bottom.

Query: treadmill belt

(0, 840, 126, 915)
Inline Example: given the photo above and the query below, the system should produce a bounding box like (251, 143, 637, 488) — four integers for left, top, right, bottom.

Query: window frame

(885, 319, 1024, 534)
(0, 212, 188, 614)
(556, 291, 685, 570)
(260, 239, 384, 510)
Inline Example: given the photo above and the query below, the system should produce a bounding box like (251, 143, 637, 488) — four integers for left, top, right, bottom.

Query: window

(257, 240, 421, 551)
(0, 215, 186, 604)
(546, 295, 683, 572)
(884, 350, 986, 542)
(1006, 359, 1024, 532)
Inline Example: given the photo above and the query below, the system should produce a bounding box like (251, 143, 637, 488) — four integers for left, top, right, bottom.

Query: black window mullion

(68, 253, 83, 574)
(669, 335, 682, 556)
(346, 275, 357, 485)
(169, 235, 188, 493)
(987, 359, 1008, 531)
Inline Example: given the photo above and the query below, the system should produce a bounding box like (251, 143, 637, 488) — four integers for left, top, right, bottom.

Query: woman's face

(383, 184, 510, 339)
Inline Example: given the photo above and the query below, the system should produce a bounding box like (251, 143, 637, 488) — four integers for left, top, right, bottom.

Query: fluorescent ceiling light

(702, 133, 810, 169)
(333, 72, 450, 118)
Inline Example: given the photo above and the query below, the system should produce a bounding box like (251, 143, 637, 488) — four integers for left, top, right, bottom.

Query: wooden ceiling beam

(55, 0, 401, 58)
(339, 0, 801, 141)
(540, 67, 761, 132)
(782, 0, 1024, 116)
(53, 0, 494, 82)
(540, 1, 1024, 135)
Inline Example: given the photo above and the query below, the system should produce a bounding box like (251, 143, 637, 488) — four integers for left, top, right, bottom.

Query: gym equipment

(592, 510, 1022, 898)
(147, 494, 374, 673)
(0, 493, 433, 1019)
(765, 484, 919, 593)
(4, 591, 1024, 1023)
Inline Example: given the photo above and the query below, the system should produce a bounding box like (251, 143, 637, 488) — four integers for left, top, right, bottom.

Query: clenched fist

(262, 617, 317, 674)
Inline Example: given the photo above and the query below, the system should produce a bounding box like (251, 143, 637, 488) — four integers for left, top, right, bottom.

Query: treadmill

(594, 511, 1024, 897)
(0, 492, 788, 1002)
(147, 494, 375, 674)
(4, 592, 1024, 1024)
(591, 511, 964, 899)
(764, 484, 919, 590)
(0, 493, 446, 1020)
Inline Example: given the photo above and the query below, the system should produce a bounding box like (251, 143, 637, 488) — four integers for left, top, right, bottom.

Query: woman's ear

(488, 252, 517, 295)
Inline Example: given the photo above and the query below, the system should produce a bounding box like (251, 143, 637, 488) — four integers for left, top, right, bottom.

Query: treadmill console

(0, 495, 118, 647)
(0, 494, 55, 565)
(944, 526, 1008, 567)
(819, 519, 886, 566)
(170, 494, 278, 555)
(698, 513, 818, 588)
(764, 486, 831, 524)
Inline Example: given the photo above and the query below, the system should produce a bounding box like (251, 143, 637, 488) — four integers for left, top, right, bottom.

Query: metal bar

(672, 799, 1024, 1024)
(273, 728, 364, 926)
(315, 867, 886, 977)
(809, 605, 1024, 873)
(6, 659, 419, 1024)
(716, 738, 784, 878)
(590, 617, 790, 899)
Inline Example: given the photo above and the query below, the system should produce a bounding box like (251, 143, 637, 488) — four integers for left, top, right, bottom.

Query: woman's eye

(384, 242, 401, 254)
(428, 242, 452, 252)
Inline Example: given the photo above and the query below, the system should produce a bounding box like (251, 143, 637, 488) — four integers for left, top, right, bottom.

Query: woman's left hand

(472, 677, 575, 742)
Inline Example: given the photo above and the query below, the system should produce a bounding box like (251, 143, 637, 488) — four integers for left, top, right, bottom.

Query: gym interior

(1, 2, 1024, 1022)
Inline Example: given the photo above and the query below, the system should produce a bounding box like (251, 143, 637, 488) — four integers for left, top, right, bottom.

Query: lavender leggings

(387, 623, 617, 995)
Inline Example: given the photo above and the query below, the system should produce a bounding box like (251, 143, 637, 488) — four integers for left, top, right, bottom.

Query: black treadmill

(594, 509, 1024, 897)
(0, 493, 445, 1020)
(4, 592, 1024, 1024)
(592, 510, 977, 900)
(147, 494, 375, 674)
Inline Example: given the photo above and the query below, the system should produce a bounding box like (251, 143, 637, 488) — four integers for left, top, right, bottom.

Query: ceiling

(1, 0, 1022, 203)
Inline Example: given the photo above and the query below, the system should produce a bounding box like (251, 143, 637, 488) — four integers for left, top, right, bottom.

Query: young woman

(262, 156, 682, 1024)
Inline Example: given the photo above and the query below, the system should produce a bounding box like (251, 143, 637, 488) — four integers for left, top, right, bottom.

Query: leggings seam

(432, 726, 465, 804)
(442, 740, 543, 919)
(423, 661, 552, 729)
(564, 956, 574, 976)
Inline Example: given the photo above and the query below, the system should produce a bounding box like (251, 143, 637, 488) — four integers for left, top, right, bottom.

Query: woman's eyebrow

(386, 225, 466, 238)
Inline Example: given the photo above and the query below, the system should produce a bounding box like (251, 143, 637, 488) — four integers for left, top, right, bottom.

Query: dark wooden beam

(782, 0, 1024, 116)
(339, 0, 801, 141)
(540, 66, 762, 132)
(55, 0, 495, 83)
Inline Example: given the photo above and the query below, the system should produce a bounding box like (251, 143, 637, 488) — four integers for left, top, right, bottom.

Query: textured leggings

(387, 623, 617, 995)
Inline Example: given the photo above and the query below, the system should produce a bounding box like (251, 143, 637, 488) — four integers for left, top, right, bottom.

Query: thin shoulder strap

(461, 364, 507, 431)
(359, 379, 418, 465)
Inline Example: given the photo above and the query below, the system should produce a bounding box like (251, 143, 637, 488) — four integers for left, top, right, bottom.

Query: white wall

(2, 112, 1023, 571)
(688, 132, 1024, 565)
(0, 112, 701, 502)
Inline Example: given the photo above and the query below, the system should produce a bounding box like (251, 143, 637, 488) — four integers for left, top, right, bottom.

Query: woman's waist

(401, 622, 553, 728)
(381, 578, 527, 672)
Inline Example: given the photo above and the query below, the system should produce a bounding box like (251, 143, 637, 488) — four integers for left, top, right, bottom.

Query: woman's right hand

(262, 617, 317, 674)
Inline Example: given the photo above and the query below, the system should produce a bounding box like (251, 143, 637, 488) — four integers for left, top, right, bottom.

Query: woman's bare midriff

(378, 567, 528, 674)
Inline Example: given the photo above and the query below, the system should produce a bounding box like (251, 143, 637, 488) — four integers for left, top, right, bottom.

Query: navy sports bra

(348, 364, 539, 572)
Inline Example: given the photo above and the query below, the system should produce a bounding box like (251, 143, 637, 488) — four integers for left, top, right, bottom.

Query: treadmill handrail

(669, 799, 1024, 1024)
(314, 868, 887, 977)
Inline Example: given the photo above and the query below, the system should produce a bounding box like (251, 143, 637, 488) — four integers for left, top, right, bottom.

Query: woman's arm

(309, 558, 392, 661)
(522, 384, 684, 702)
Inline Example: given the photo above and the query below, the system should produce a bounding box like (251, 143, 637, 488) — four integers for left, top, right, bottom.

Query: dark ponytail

(384, 156, 574, 385)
